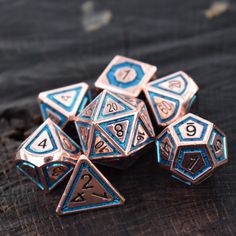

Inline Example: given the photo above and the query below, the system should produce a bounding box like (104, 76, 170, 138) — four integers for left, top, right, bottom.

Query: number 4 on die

(56, 155, 125, 215)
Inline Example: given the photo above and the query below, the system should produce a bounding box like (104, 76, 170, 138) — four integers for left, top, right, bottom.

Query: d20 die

(38, 83, 91, 128)
(95, 55, 157, 98)
(15, 118, 82, 192)
(143, 71, 199, 129)
(75, 90, 155, 169)
(156, 113, 228, 185)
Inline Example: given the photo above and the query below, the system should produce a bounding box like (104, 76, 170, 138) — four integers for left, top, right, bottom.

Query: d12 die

(156, 113, 228, 185)
(95, 55, 157, 98)
(143, 71, 199, 129)
(16, 118, 82, 192)
(75, 90, 155, 169)
(38, 83, 91, 128)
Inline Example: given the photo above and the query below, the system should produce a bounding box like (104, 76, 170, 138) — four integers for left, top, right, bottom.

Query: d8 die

(38, 83, 91, 128)
(95, 55, 157, 98)
(75, 90, 155, 169)
(16, 118, 82, 192)
(143, 71, 199, 129)
(156, 113, 228, 185)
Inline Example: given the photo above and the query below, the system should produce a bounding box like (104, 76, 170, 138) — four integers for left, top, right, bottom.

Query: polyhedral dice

(143, 71, 199, 129)
(38, 83, 91, 128)
(95, 55, 157, 98)
(15, 118, 82, 192)
(156, 113, 228, 185)
(74, 90, 155, 168)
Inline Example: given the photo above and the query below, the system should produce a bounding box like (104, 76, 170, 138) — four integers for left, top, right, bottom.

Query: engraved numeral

(107, 103, 118, 113)
(157, 101, 173, 115)
(214, 139, 223, 152)
(71, 192, 85, 202)
(114, 124, 124, 138)
(82, 174, 93, 190)
(186, 122, 197, 137)
(61, 95, 71, 101)
(121, 69, 131, 81)
(168, 80, 181, 89)
(52, 166, 65, 177)
(38, 139, 47, 149)
(95, 140, 108, 153)
(92, 192, 110, 200)
(187, 156, 200, 171)
(160, 141, 171, 158)
(137, 131, 145, 142)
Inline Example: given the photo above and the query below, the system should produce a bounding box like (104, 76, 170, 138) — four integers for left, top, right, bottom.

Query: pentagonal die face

(157, 113, 228, 185)
(143, 71, 199, 128)
(95, 55, 157, 98)
(75, 90, 155, 168)
(38, 83, 91, 128)
(16, 119, 82, 191)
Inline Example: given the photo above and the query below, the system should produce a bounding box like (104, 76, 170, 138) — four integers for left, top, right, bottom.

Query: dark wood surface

(0, 1, 236, 235)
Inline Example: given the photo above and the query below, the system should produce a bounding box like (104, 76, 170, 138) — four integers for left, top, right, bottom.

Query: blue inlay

(25, 124, 58, 154)
(209, 128, 227, 163)
(90, 129, 121, 158)
(75, 122, 91, 153)
(40, 103, 67, 127)
(156, 131, 176, 167)
(174, 147, 212, 181)
(130, 118, 154, 152)
(151, 73, 188, 96)
(43, 162, 73, 190)
(47, 87, 82, 113)
(61, 162, 122, 213)
(97, 92, 132, 120)
(173, 116, 208, 142)
(148, 91, 180, 123)
(99, 115, 134, 151)
(107, 62, 145, 88)
(76, 91, 92, 116)
(55, 127, 81, 155)
(16, 161, 44, 190)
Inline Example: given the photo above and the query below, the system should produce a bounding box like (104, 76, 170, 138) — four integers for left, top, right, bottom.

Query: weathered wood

(0, 0, 236, 235)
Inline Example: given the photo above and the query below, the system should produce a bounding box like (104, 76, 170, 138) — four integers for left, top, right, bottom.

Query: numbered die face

(75, 90, 155, 168)
(156, 113, 228, 185)
(95, 55, 157, 98)
(16, 118, 82, 191)
(143, 71, 199, 128)
(38, 83, 91, 128)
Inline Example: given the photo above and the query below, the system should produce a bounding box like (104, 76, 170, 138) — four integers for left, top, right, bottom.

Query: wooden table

(1, 1, 235, 235)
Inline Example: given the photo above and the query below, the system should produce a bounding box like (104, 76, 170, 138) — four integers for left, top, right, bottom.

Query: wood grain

(0, 0, 236, 235)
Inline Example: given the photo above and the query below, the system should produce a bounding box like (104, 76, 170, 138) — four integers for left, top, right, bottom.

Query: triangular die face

(25, 124, 58, 154)
(151, 75, 187, 95)
(76, 122, 91, 153)
(99, 115, 134, 152)
(90, 129, 121, 158)
(16, 162, 44, 190)
(140, 105, 155, 137)
(149, 92, 179, 123)
(47, 87, 82, 112)
(56, 128, 81, 154)
(131, 119, 153, 151)
(40, 104, 67, 127)
(43, 163, 73, 190)
(97, 93, 132, 120)
(56, 157, 125, 215)
(79, 96, 99, 120)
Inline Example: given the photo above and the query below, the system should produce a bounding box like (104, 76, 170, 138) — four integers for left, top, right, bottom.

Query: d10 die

(38, 83, 91, 128)
(16, 118, 82, 192)
(143, 71, 199, 129)
(75, 90, 155, 168)
(95, 55, 157, 98)
(156, 113, 228, 185)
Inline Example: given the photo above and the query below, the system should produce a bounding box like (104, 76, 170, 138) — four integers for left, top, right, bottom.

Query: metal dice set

(15, 55, 228, 215)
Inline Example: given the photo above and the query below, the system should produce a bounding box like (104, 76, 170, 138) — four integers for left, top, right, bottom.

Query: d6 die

(95, 55, 157, 98)
(156, 113, 228, 185)
(75, 90, 155, 169)
(38, 83, 91, 128)
(143, 71, 199, 129)
(16, 118, 82, 191)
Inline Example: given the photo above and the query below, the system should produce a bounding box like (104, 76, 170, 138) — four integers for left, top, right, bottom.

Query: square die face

(95, 55, 157, 97)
